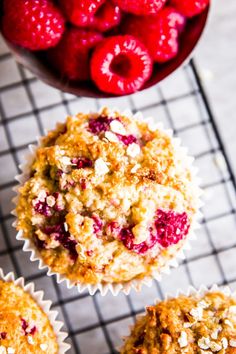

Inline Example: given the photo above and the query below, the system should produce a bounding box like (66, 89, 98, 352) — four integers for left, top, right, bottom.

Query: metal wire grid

(0, 35, 236, 353)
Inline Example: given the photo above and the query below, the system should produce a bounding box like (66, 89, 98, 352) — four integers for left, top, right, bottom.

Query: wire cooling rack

(0, 34, 236, 353)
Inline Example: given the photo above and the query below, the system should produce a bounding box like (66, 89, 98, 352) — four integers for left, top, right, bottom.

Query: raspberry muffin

(0, 277, 59, 353)
(15, 108, 200, 292)
(121, 289, 236, 353)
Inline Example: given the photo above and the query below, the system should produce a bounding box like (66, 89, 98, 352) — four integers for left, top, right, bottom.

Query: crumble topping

(121, 291, 236, 354)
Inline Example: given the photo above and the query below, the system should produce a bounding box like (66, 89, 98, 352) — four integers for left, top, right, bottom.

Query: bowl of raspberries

(0, 0, 210, 97)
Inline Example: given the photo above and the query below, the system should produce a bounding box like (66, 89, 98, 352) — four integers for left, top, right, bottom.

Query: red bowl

(1, 6, 209, 98)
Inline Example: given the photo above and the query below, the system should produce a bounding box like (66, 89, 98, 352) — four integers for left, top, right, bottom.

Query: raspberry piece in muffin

(121, 290, 236, 353)
(16, 108, 200, 287)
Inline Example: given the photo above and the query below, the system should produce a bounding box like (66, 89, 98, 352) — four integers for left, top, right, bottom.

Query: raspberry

(33, 192, 63, 216)
(113, 0, 166, 15)
(34, 199, 52, 217)
(91, 35, 153, 95)
(170, 0, 209, 18)
(92, 214, 103, 234)
(117, 134, 137, 145)
(158, 7, 186, 32)
(89, 1, 122, 32)
(119, 209, 190, 254)
(71, 157, 93, 168)
(153, 209, 190, 248)
(59, 0, 105, 26)
(2, 0, 65, 51)
(123, 16, 179, 63)
(0, 333, 7, 340)
(21, 319, 37, 336)
(43, 223, 78, 261)
(88, 115, 113, 134)
(47, 28, 103, 81)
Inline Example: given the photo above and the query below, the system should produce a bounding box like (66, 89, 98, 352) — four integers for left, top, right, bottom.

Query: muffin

(121, 289, 236, 353)
(15, 107, 200, 292)
(0, 272, 67, 353)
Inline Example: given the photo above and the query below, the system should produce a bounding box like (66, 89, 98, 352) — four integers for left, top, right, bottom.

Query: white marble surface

(195, 0, 236, 179)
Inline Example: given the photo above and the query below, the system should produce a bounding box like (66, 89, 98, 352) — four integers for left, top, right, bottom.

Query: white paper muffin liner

(120, 283, 234, 351)
(12, 107, 203, 296)
(0, 268, 70, 353)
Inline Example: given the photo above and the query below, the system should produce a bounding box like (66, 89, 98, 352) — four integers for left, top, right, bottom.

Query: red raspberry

(113, 0, 166, 15)
(117, 134, 137, 145)
(119, 209, 189, 254)
(88, 115, 113, 134)
(0, 333, 7, 340)
(170, 0, 209, 18)
(71, 157, 93, 168)
(153, 209, 190, 248)
(92, 214, 103, 235)
(47, 28, 103, 81)
(2, 0, 65, 51)
(123, 16, 179, 63)
(21, 319, 37, 336)
(91, 35, 153, 95)
(89, 1, 122, 32)
(158, 7, 186, 32)
(59, 0, 105, 26)
(43, 223, 78, 261)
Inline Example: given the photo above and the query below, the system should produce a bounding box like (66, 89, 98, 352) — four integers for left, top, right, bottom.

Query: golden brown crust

(16, 108, 199, 285)
(0, 280, 58, 353)
(121, 292, 236, 354)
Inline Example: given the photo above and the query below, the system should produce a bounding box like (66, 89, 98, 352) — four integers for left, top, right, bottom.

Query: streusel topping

(0, 280, 58, 353)
(16, 108, 199, 285)
(121, 291, 236, 354)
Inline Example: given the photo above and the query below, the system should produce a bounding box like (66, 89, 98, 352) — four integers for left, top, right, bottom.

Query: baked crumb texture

(0, 280, 58, 354)
(121, 291, 236, 354)
(16, 108, 199, 286)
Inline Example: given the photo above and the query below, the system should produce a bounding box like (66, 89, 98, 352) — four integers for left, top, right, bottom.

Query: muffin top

(16, 108, 199, 285)
(0, 279, 58, 354)
(121, 291, 236, 354)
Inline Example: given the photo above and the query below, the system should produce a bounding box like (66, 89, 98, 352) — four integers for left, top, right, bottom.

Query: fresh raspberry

(47, 28, 103, 81)
(158, 7, 186, 32)
(153, 209, 190, 248)
(89, 1, 122, 32)
(123, 16, 179, 63)
(71, 157, 93, 168)
(113, 0, 166, 15)
(91, 35, 153, 95)
(88, 115, 113, 134)
(59, 0, 105, 26)
(2, 0, 65, 51)
(170, 0, 209, 18)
